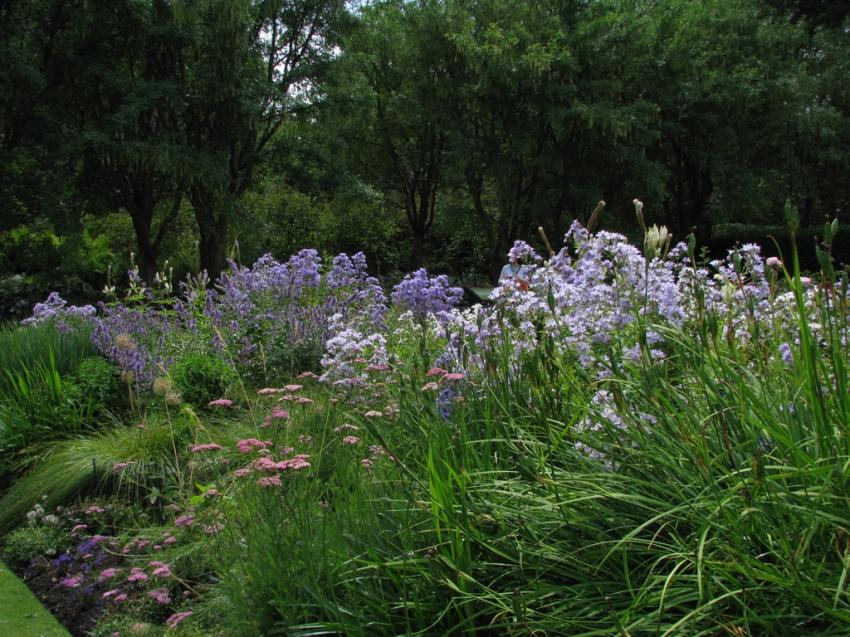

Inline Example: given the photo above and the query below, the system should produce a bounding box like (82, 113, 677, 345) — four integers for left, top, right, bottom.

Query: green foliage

(0, 323, 95, 396)
(67, 357, 122, 417)
(2, 525, 70, 568)
(0, 226, 112, 320)
(0, 412, 200, 535)
(170, 353, 236, 408)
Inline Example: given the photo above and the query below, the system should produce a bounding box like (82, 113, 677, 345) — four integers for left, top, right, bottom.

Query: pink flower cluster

(102, 589, 127, 603)
(236, 438, 273, 453)
(150, 561, 172, 577)
(166, 611, 193, 628)
(190, 443, 222, 453)
(208, 398, 233, 407)
(174, 514, 194, 527)
(256, 475, 282, 487)
(253, 454, 311, 472)
(261, 407, 290, 428)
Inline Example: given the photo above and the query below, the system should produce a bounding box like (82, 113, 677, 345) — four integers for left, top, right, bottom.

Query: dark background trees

(1, 0, 848, 315)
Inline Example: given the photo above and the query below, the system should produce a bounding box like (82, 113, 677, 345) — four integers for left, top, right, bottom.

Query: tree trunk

(191, 187, 229, 282)
(411, 229, 424, 271)
(127, 204, 158, 283)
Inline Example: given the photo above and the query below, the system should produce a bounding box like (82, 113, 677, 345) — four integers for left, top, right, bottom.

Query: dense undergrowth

(1, 202, 848, 636)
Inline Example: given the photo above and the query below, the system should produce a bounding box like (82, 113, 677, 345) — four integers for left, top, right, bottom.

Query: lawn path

(0, 561, 70, 637)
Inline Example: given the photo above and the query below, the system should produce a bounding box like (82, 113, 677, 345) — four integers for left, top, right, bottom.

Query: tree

(338, 0, 455, 269)
(182, 0, 347, 280)
(79, 1, 189, 281)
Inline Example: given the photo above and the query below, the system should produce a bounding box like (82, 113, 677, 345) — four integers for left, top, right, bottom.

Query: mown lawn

(0, 560, 69, 637)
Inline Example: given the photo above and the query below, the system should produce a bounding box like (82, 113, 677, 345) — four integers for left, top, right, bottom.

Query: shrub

(2, 524, 70, 568)
(67, 356, 122, 415)
(169, 353, 236, 407)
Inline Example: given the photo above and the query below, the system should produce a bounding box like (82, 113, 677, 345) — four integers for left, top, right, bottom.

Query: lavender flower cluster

(434, 221, 820, 379)
(390, 269, 464, 322)
(22, 292, 96, 332)
(23, 250, 390, 387)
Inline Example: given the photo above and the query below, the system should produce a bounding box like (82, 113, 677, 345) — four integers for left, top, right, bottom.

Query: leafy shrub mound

(66, 356, 122, 416)
(3, 525, 70, 569)
(170, 353, 236, 408)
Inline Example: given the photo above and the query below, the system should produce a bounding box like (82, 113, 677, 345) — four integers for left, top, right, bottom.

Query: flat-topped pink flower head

(236, 438, 272, 453)
(190, 443, 222, 453)
(257, 387, 282, 395)
(208, 398, 233, 407)
(254, 457, 278, 472)
(426, 367, 447, 377)
(166, 611, 193, 629)
(148, 587, 170, 604)
(256, 475, 282, 487)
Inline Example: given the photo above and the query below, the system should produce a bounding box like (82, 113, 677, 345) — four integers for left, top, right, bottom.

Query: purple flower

(391, 269, 463, 320)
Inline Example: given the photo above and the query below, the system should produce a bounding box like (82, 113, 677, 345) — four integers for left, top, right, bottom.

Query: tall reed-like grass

(0, 321, 95, 395)
(214, 225, 850, 635)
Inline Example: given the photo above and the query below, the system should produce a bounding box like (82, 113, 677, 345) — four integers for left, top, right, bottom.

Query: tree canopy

(1, 0, 848, 307)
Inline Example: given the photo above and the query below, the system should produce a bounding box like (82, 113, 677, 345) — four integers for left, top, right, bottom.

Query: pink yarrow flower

(148, 587, 171, 604)
(443, 372, 465, 381)
(208, 398, 233, 407)
(257, 387, 282, 395)
(254, 457, 279, 472)
(342, 436, 360, 445)
(166, 611, 193, 629)
(766, 256, 783, 268)
(174, 514, 195, 527)
(150, 561, 172, 577)
(236, 438, 273, 453)
(127, 567, 148, 583)
(190, 443, 222, 453)
(421, 382, 440, 391)
(364, 410, 383, 418)
(99, 568, 120, 581)
(256, 475, 282, 487)
(426, 367, 447, 377)
(284, 384, 303, 392)
(60, 575, 83, 588)
(276, 454, 311, 471)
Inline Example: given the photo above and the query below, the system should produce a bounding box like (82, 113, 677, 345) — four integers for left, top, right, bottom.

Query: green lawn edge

(0, 560, 70, 637)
